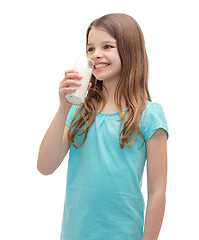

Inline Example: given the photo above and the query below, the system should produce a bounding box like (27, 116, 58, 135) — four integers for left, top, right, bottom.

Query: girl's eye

(87, 47, 94, 52)
(105, 45, 112, 49)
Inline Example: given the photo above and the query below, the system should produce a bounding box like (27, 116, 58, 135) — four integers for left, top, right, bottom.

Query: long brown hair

(68, 13, 151, 148)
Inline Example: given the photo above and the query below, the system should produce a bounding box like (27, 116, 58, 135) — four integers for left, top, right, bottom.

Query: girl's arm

(37, 70, 83, 175)
(142, 129, 168, 240)
(37, 105, 71, 175)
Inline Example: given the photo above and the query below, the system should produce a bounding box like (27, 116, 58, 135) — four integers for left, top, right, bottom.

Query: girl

(37, 13, 169, 240)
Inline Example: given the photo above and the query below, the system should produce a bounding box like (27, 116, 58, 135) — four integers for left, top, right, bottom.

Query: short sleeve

(66, 105, 79, 127)
(140, 102, 169, 142)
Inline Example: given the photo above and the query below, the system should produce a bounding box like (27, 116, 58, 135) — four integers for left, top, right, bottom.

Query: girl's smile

(94, 62, 110, 71)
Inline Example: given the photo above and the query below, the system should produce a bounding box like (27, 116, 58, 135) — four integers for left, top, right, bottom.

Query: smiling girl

(37, 13, 169, 240)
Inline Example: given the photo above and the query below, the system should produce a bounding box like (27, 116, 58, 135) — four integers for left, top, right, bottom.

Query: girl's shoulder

(145, 100, 161, 110)
(140, 100, 169, 141)
(143, 100, 165, 117)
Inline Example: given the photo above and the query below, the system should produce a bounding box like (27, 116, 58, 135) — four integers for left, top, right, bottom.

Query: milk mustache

(65, 57, 94, 105)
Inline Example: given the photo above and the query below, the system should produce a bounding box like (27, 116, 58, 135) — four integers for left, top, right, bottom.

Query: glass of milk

(65, 56, 94, 105)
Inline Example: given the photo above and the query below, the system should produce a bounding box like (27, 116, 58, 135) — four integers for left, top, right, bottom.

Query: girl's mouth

(94, 63, 110, 69)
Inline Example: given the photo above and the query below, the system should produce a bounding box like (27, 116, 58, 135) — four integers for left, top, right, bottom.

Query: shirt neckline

(97, 108, 127, 116)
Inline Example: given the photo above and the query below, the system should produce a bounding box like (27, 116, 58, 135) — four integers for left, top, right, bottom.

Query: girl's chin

(92, 74, 104, 81)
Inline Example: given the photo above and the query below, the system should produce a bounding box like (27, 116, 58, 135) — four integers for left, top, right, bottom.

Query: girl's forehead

(87, 27, 116, 44)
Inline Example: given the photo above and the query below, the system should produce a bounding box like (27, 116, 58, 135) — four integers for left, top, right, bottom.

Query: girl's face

(87, 27, 121, 83)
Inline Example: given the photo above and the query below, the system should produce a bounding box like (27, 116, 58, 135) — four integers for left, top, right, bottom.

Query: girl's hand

(58, 70, 92, 109)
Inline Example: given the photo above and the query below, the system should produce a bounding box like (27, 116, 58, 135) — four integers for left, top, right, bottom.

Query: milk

(65, 67, 93, 105)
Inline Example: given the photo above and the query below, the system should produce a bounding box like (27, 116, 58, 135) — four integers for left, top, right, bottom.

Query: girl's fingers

(87, 82, 92, 90)
(65, 73, 82, 79)
(60, 73, 82, 85)
(59, 70, 92, 103)
(64, 69, 77, 76)
(59, 79, 82, 90)
(59, 87, 76, 95)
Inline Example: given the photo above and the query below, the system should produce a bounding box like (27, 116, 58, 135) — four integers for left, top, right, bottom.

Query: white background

(0, 0, 198, 239)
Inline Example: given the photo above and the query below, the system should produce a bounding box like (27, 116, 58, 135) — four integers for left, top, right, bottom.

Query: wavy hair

(68, 13, 151, 148)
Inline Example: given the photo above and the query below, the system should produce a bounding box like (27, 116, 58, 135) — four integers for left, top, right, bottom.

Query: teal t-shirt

(61, 101, 169, 240)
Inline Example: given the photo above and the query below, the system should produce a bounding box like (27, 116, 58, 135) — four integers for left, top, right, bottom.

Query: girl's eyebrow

(87, 40, 117, 46)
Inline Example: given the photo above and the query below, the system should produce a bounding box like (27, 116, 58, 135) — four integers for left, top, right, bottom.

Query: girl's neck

(102, 77, 119, 103)
(99, 80, 126, 113)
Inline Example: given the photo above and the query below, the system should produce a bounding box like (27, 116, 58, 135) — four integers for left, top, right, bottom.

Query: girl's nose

(92, 49, 103, 59)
